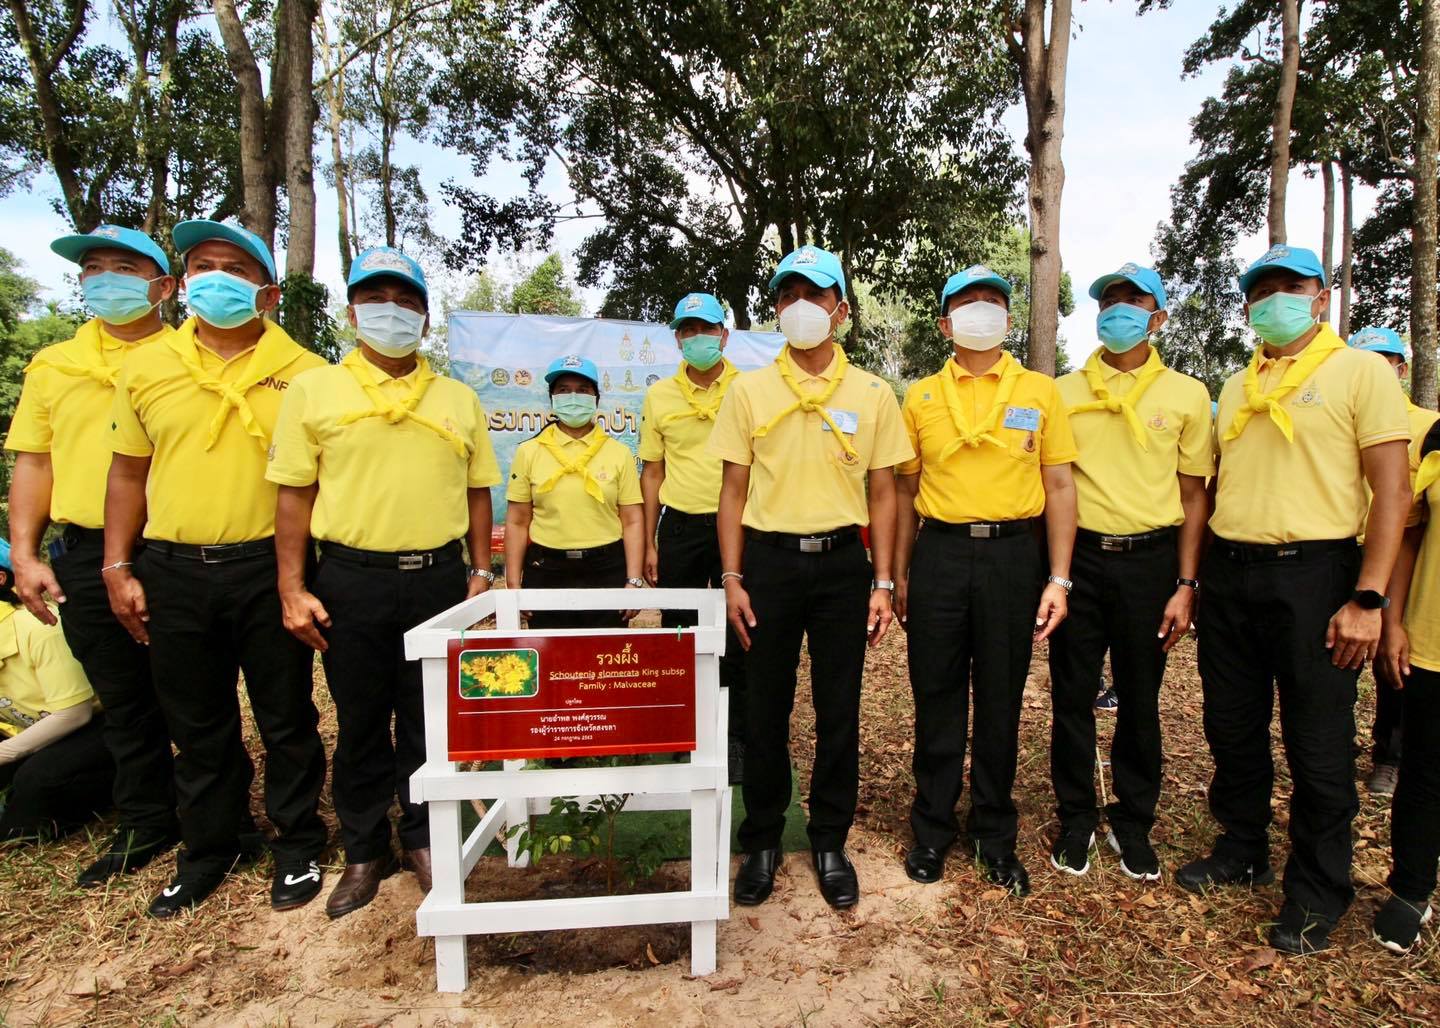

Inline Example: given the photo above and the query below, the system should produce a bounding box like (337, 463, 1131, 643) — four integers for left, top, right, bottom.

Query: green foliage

(507, 254, 583, 317)
(278, 274, 341, 362)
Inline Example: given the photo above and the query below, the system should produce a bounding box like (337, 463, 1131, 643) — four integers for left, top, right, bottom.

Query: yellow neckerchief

(936, 349, 1025, 459)
(335, 349, 467, 457)
(1416, 452, 1440, 499)
(534, 423, 609, 503)
(1066, 346, 1168, 450)
(753, 345, 858, 459)
(1223, 326, 1346, 443)
(167, 317, 305, 451)
(23, 319, 162, 387)
(660, 359, 739, 428)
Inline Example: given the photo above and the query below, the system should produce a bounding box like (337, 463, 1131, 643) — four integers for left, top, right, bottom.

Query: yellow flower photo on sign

(458, 648, 540, 699)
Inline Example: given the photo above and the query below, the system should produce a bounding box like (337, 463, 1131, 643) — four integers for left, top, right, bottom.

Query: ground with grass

(3, 618, 1439, 1026)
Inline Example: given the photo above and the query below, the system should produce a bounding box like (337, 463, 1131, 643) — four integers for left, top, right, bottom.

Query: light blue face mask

(82, 271, 159, 326)
(552, 392, 598, 428)
(680, 333, 724, 371)
(185, 270, 262, 329)
(1248, 292, 1318, 345)
(1096, 303, 1157, 353)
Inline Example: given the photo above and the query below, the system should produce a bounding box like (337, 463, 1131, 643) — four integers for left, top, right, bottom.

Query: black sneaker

(1049, 828, 1095, 876)
(978, 852, 1031, 896)
(1374, 895, 1434, 954)
(77, 828, 180, 888)
(1268, 904, 1333, 955)
(1174, 852, 1274, 893)
(1107, 830, 1161, 882)
(148, 870, 226, 918)
(1095, 686, 1118, 711)
(271, 859, 324, 911)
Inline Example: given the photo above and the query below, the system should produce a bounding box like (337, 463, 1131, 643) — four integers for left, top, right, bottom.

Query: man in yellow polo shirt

(1050, 263, 1212, 882)
(268, 246, 501, 918)
(1181, 244, 1412, 955)
(711, 244, 912, 910)
(104, 220, 328, 919)
(639, 292, 745, 783)
(894, 264, 1077, 896)
(4, 225, 181, 884)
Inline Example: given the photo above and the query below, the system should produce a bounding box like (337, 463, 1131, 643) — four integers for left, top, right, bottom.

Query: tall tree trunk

(1320, 159, 1334, 282)
(381, 113, 397, 246)
(1412, 0, 1439, 408)
(1012, 0, 1072, 376)
(280, 0, 319, 277)
(214, 0, 278, 248)
(1339, 160, 1354, 339)
(317, 12, 354, 278)
(1267, 0, 1301, 246)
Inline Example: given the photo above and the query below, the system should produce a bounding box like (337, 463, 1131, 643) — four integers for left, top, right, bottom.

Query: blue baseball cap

(669, 292, 725, 329)
(0, 539, 11, 572)
(544, 354, 600, 388)
(50, 224, 170, 274)
(1088, 262, 1168, 309)
(348, 246, 429, 307)
(940, 264, 1012, 313)
(1349, 326, 1407, 360)
(768, 245, 846, 295)
(172, 220, 277, 282)
(1238, 244, 1327, 295)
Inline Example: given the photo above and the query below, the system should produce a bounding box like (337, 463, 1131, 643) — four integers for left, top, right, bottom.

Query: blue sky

(0, 2, 1372, 366)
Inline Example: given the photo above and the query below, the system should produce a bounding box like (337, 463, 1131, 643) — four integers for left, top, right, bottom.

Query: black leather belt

(60, 525, 105, 547)
(746, 527, 859, 553)
(1212, 537, 1357, 564)
(663, 507, 718, 527)
(922, 518, 1033, 539)
(320, 539, 462, 571)
(530, 540, 624, 561)
(148, 538, 275, 564)
(1078, 526, 1178, 553)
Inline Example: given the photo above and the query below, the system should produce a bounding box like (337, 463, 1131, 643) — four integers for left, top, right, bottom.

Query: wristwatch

(872, 579, 895, 592)
(1177, 577, 1200, 591)
(1352, 589, 1390, 610)
(469, 567, 496, 582)
(626, 577, 647, 588)
(1047, 575, 1073, 594)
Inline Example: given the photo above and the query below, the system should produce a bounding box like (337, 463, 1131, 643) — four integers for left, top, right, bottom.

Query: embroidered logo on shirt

(1147, 411, 1168, 431)
(257, 376, 289, 392)
(1293, 386, 1324, 408)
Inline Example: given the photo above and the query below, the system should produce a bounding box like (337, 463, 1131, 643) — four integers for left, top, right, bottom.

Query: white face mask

(354, 302, 426, 357)
(948, 301, 1008, 351)
(777, 298, 835, 349)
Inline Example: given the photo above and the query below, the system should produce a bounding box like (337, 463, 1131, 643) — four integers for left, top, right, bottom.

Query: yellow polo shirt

(1211, 334, 1410, 544)
(5, 319, 171, 528)
(266, 354, 502, 551)
(899, 351, 1076, 523)
(1406, 436, 1440, 672)
(1362, 402, 1440, 539)
(637, 362, 738, 514)
(708, 348, 913, 534)
(1057, 359, 1214, 535)
(0, 605, 94, 736)
(507, 424, 642, 549)
(111, 318, 325, 544)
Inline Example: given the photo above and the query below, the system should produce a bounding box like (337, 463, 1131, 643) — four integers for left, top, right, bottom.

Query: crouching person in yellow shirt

(895, 265, 1077, 896)
(0, 541, 115, 842)
(105, 220, 328, 918)
(268, 248, 502, 918)
(504, 355, 645, 627)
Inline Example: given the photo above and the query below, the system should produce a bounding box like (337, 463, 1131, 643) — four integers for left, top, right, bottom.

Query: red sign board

(446, 632, 697, 760)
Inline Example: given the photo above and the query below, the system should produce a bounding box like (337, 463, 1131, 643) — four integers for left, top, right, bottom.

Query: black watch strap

(1352, 589, 1391, 610)
(1177, 577, 1200, 590)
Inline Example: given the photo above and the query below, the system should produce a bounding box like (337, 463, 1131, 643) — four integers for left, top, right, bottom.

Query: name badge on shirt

(1003, 406, 1041, 432)
(825, 408, 860, 435)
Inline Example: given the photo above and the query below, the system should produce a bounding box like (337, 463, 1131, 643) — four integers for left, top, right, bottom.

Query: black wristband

(1177, 578, 1200, 590)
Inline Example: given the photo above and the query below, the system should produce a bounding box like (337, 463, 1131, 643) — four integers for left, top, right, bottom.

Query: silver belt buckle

(968, 524, 996, 539)
(199, 545, 225, 564)
(397, 554, 427, 571)
(1100, 536, 1125, 552)
(565, 549, 584, 559)
(799, 536, 825, 553)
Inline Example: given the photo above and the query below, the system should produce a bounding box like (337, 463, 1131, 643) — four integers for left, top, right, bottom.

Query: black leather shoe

(979, 852, 1031, 896)
(734, 848, 780, 905)
(1268, 906, 1333, 955)
(904, 845, 947, 884)
(271, 859, 324, 911)
(148, 870, 226, 918)
(813, 849, 859, 909)
(1174, 852, 1274, 893)
(77, 828, 180, 888)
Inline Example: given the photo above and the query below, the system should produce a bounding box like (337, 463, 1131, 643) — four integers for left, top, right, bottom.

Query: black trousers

(906, 526, 1042, 857)
(1049, 533, 1177, 838)
(738, 533, 871, 852)
(1388, 666, 1440, 902)
(1373, 672, 1404, 765)
(52, 528, 177, 839)
(137, 546, 328, 874)
(521, 541, 627, 630)
(1197, 540, 1362, 923)
(0, 714, 114, 841)
(312, 551, 466, 862)
(656, 507, 746, 741)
